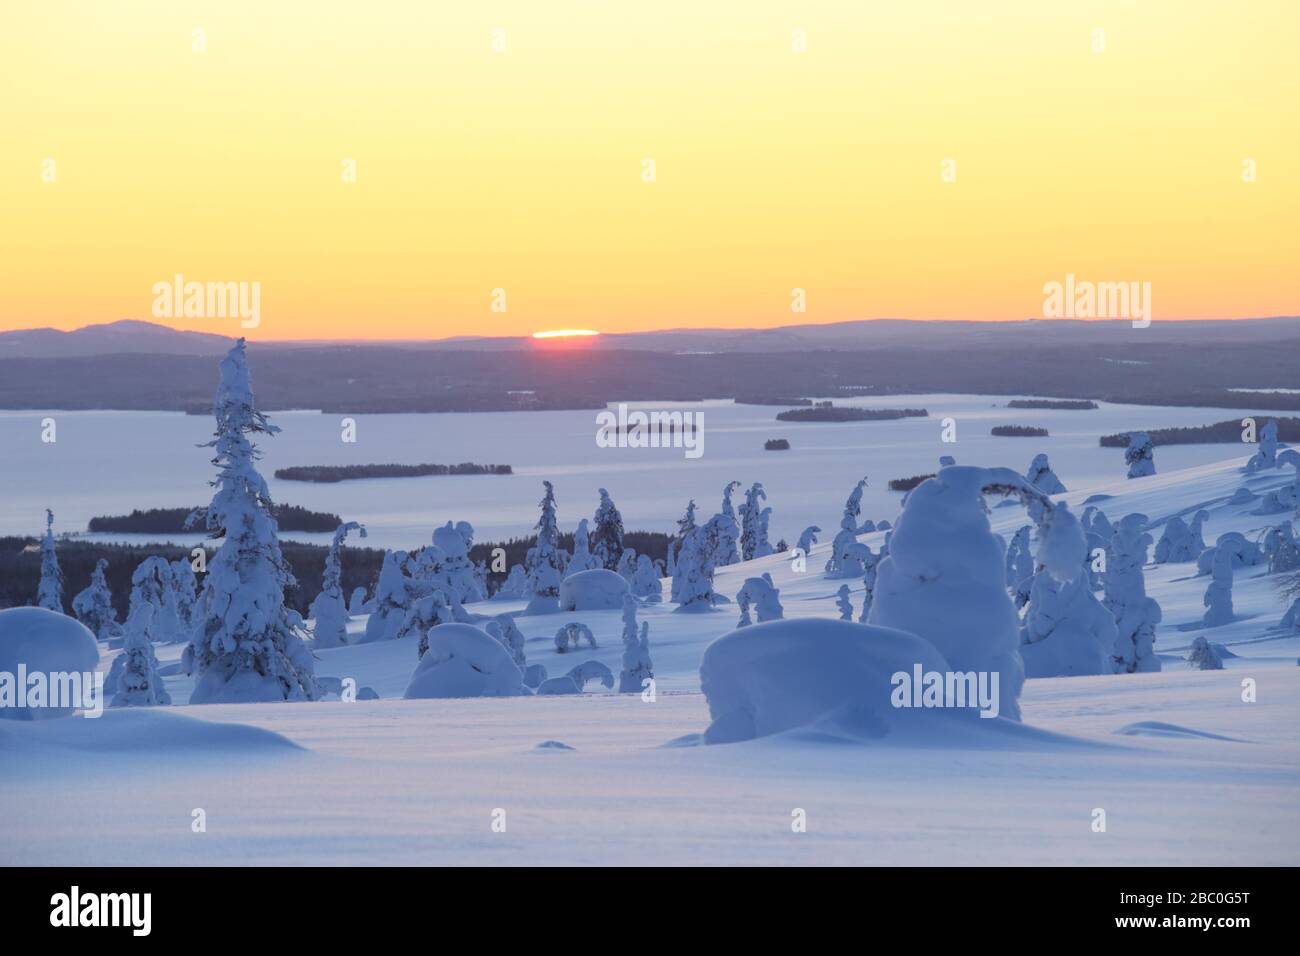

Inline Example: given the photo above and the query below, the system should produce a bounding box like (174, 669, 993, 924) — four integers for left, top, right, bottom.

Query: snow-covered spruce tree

(485, 614, 527, 669)
(858, 545, 881, 623)
(1245, 419, 1280, 473)
(111, 602, 172, 707)
(1196, 532, 1263, 574)
(1025, 453, 1067, 494)
(170, 558, 199, 635)
(1256, 449, 1300, 515)
(73, 558, 120, 641)
(129, 556, 180, 644)
(566, 519, 601, 576)
(617, 594, 654, 693)
(867, 467, 1076, 722)
(525, 481, 565, 614)
(1201, 546, 1232, 629)
(363, 550, 411, 642)
(835, 584, 853, 620)
(706, 483, 744, 568)
(183, 339, 319, 704)
(735, 573, 783, 627)
(754, 507, 774, 559)
(309, 520, 366, 648)
(672, 527, 716, 612)
(1187, 509, 1210, 556)
(630, 554, 663, 601)
(347, 586, 369, 615)
(1005, 525, 1035, 608)
(1264, 523, 1300, 574)
(36, 509, 63, 612)
(1082, 506, 1114, 543)
(1018, 504, 1117, 678)
(1103, 513, 1162, 674)
(591, 488, 625, 571)
(495, 564, 527, 599)
(1154, 515, 1189, 564)
(700, 506, 741, 575)
(738, 482, 768, 561)
(616, 548, 638, 581)
(1125, 431, 1156, 478)
(1186, 636, 1224, 670)
(797, 525, 821, 557)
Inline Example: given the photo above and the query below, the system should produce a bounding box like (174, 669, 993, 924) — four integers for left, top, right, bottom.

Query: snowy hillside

(3, 439, 1297, 866)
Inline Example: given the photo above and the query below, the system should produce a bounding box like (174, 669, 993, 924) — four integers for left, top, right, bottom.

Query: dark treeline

(889, 474, 935, 492)
(274, 463, 513, 483)
(87, 504, 341, 534)
(1099, 417, 1300, 447)
(764, 439, 791, 450)
(776, 406, 929, 422)
(1, 530, 675, 619)
(991, 425, 1050, 437)
(1007, 399, 1098, 410)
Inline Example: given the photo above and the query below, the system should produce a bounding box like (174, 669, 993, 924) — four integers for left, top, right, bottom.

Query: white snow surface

(2, 399, 1299, 865)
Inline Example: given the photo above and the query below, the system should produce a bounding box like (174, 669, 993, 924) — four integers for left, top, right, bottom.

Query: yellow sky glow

(1, 1, 1296, 341)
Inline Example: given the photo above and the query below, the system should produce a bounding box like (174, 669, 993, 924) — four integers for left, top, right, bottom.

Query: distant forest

(776, 406, 928, 422)
(275, 463, 513, 483)
(889, 474, 935, 492)
(1006, 399, 1098, 410)
(1099, 417, 1300, 447)
(991, 425, 1049, 437)
(0, 530, 675, 618)
(87, 504, 341, 534)
(5, 337, 1297, 414)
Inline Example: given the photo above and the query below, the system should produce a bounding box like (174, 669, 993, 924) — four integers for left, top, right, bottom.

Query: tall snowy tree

(36, 509, 63, 612)
(565, 518, 602, 575)
(182, 339, 320, 703)
(867, 466, 1076, 722)
(111, 602, 172, 707)
(73, 558, 120, 641)
(129, 556, 181, 644)
(170, 558, 199, 636)
(1125, 431, 1156, 478)
(1025, 453, 1067, 494)
(591, 488, 625, 571)
(309, 520, 366, 648)
(617, 594, 654, 693)
(525, 481, 564, 614)
(1245, 419, 1279, 473)
(714, 482, 742, 566)
(739, 482, 768, 561)
(671, 527, 716, 612)
(1104, 513, 1162, 673)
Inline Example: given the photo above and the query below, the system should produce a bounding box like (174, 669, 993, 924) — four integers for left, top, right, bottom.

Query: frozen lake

(0, 394, 1274, 551)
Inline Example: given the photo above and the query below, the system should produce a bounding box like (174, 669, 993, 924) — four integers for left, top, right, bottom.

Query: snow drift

(403, 623, 527, 699)
(0, 608, 99, 721)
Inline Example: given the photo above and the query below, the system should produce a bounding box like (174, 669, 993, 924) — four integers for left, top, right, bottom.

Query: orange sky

(2, 1, 1296, 340)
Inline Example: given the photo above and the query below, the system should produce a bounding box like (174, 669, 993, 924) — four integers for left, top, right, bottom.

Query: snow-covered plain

(2, 399, 1299, 866)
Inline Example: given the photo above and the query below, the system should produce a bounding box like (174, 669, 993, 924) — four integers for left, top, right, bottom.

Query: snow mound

(559, 568, 630, 611)
(0, 707, 303, 759)
(403, 623, 526, 699)
(0, 608, 99, 721)
(701, 618, 985, 745)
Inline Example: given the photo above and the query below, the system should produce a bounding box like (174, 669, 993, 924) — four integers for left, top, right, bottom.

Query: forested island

(1099, 417, 1300, 447)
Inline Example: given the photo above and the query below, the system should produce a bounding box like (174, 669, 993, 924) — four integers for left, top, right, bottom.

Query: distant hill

(0, 319, 233, 358)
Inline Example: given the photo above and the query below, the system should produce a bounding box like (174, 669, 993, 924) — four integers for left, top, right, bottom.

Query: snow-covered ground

(0, 394, 1288, 549)
(2, 412, 1298, 865)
